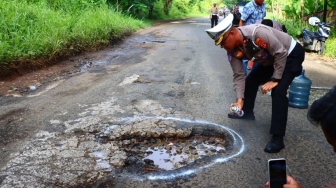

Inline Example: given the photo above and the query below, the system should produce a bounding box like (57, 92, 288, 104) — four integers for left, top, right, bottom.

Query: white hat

(206, 14, 234, 45)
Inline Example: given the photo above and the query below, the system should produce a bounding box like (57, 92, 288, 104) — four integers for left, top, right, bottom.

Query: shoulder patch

(255, 37, 268, 49)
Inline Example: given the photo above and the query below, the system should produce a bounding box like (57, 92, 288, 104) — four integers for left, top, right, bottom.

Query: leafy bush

(0, 0, 148, 70)
(324, 34, 336, 58)
(268, 16, 336, 59)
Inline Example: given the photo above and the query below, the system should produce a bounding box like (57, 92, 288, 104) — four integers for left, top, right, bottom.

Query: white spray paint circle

(109, 116, 245, 181)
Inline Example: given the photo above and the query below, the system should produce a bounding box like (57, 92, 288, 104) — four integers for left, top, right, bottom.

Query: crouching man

(205, 14, 305, 153)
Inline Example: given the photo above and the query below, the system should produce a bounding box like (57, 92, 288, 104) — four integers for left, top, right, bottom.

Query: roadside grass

(324, 33, 336, 58)
(0, 0, 149, 76)
(1, 1, 335, 77)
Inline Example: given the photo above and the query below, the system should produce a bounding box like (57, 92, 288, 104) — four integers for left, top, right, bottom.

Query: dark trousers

(242, 43, 305, 136)
(211, 15, 218, 28)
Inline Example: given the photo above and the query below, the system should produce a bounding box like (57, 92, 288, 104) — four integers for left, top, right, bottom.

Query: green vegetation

(265, 0, 336, 20)
(265, 0, 336, 58)
(0, 0, 335, 76)
(0, 0, 148, 76)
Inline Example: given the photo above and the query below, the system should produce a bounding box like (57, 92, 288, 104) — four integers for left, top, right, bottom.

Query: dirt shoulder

(0, 55, 89, 97)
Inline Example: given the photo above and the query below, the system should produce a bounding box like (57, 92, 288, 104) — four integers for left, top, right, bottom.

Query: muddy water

(142, 135, 226, 171)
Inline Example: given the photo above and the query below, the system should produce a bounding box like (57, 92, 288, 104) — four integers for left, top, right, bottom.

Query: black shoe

(264, 136, 285, 153)
(227, 113, 255, 120)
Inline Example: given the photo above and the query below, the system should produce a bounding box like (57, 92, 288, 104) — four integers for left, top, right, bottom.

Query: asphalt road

(0, 17, 335, 188)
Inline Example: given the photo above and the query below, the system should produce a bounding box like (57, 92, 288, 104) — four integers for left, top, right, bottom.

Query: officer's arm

(229, 56, 245, 99)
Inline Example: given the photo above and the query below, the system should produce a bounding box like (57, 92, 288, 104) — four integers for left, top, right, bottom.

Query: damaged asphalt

(0, 18, 336, 188)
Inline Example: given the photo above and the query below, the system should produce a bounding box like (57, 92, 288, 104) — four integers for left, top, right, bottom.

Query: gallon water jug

(288, 70, 312, 109)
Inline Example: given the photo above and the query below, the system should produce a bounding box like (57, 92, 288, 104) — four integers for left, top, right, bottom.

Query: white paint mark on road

(118, 74, 140, 86)
(50, 120, 61, 124)
(28, 79, 65, 97)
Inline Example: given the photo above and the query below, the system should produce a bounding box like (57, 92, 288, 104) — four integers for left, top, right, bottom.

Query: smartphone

(268, 158, 287, 188)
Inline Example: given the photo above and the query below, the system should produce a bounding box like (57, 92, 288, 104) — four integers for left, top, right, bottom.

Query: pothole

(85, 117, 244, 182)
(121, 132, 229, 173)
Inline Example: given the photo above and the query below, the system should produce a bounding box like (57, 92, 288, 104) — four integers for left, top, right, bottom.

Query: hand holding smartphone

(268, 158, 287, 188)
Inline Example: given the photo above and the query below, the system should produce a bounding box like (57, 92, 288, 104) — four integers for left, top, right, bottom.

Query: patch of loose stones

(0, 118, 230, 187)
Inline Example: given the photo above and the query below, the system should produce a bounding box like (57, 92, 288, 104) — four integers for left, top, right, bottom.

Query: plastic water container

(288, 70, 312, 109)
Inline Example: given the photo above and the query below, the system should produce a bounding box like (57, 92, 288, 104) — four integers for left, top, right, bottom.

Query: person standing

(206, 15, 305, 153)
(239, 0, 266, 27)
(232, 5, 241, 27)
(210, 2, 219, 28)
(239, 0, 266, 75)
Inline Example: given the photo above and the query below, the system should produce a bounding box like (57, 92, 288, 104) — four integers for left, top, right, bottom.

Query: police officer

(210, 2, 219, 28)
(257, 19, 287, 33)
(206, 14, 305, 153)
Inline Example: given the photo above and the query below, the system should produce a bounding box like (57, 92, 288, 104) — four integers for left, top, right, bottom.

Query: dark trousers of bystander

(211, 15, 218, 28)
(242, 43, 305, 136)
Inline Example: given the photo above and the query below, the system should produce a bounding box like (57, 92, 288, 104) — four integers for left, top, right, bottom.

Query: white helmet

(308, 17, 320, 26)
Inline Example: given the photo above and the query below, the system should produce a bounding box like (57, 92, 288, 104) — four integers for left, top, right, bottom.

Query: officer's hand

(261, 81, 278, 94)
(230, 98, 243, 111)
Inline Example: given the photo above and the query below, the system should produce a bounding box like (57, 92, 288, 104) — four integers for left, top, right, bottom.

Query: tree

(323, 0, 327, 22)
(164, 0, 172, 14)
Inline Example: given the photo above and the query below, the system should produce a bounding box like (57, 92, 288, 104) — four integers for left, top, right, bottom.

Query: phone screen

(269, 159, 287, 188)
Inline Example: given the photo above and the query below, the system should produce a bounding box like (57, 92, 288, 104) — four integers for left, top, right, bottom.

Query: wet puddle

(143, 135, 226, 170)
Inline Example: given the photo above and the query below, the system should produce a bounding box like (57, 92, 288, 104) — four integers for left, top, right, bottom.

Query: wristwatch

(271, 77, 280, 82)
